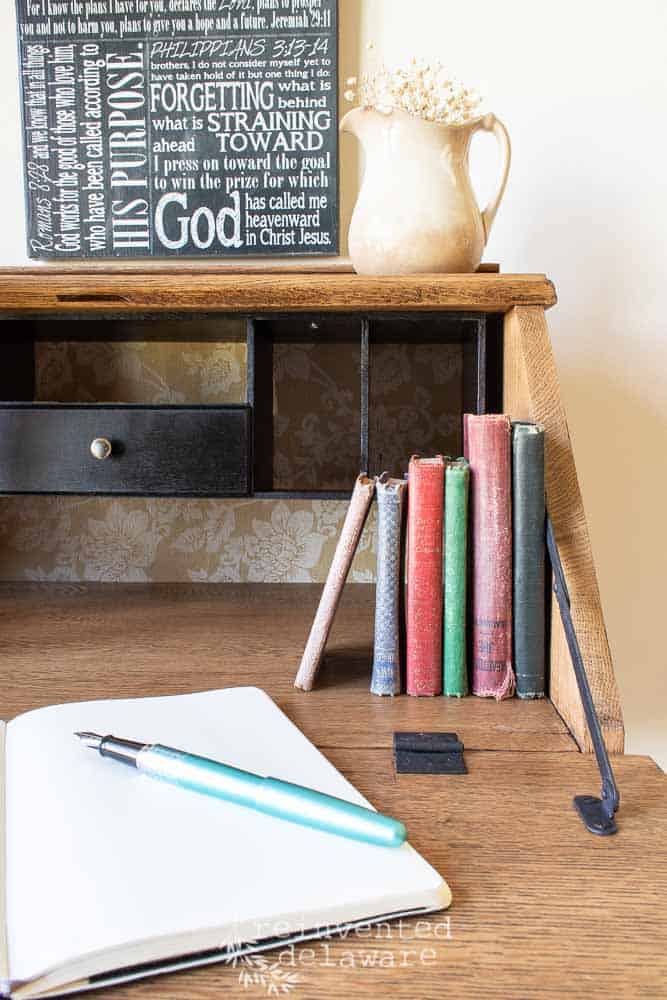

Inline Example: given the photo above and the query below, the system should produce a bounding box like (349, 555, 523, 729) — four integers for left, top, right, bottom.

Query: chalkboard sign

(15, 0, 338, 259)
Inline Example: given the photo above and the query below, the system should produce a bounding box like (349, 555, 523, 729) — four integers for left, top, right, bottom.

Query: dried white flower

(347, 52, 483, 126)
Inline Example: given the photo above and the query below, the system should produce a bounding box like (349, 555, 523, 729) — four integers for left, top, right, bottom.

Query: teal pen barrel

(140, 746, 407, 848)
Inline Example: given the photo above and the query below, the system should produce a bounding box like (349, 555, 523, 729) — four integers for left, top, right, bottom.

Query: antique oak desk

(0, 267, 664, 998)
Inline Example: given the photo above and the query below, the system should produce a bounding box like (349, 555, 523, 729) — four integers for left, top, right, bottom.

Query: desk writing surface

(75, 752, 663, 1000)
(0, 583, 664, 998)
(1, 583, 573, 753)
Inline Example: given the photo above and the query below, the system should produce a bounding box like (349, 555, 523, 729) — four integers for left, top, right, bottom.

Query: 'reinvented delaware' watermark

(225, 916, 453, 995)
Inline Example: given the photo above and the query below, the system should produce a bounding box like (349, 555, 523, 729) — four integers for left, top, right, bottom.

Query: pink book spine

(406, 456, 445, 696)
(294, 474, 375, 691)
(464, 414, 515, 700)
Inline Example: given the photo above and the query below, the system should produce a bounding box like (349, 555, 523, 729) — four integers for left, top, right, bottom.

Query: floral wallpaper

(0, 496, 377, 584)
(0, 330, 462, 583)
(369, 342, 462, 475)
(273, 341, 361, 491)
(36, 326, 247, 405)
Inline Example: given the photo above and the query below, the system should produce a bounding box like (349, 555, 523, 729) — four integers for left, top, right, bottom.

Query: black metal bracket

(393, 732, 467, 775)
(546, 518, 620, 835)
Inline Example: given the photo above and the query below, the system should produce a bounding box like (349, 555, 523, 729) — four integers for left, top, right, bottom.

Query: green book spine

(443, 458, 470, 696)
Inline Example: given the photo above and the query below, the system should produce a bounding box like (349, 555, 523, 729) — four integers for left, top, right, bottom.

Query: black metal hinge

(547, 517, 620, 835)
(393, 732, 467, 774)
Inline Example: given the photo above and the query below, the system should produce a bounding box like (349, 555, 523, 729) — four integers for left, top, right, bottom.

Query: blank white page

(6, 687, 447, 985)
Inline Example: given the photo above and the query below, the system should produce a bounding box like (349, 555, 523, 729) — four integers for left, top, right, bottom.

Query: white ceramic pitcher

(340, 108, 511, 275)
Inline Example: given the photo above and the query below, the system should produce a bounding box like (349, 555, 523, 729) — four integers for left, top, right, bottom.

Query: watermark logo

(224, 916, 452, 994)
(230, 950, 301, 996)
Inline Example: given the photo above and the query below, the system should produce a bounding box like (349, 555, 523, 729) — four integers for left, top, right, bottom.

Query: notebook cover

(464, 415, 515, 700)
(406, 456, 445, 697)
(32, 903, 447, 999)
(512, 422, 546, 698)
(443, 459, 469, 697)
(294, 474, 375, 691)
(371, 476, 408, 696)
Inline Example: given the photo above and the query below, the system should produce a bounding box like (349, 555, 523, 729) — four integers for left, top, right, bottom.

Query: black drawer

(0, 405, 250, 497)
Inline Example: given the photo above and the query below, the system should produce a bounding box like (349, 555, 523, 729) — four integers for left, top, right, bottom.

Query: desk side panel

(503, 306, 624, 753)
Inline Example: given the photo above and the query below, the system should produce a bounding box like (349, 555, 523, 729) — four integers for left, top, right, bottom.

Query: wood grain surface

(1, 581, 663, 998)
(7, 257, 356, 276)
(0, 273, 556, 315)
(63, 751, 667, 998)
(51, 749, 667, 1000)
(504, 307, 624, 754)
(0, 583, 573, 753)
(0, 260, 501, 275)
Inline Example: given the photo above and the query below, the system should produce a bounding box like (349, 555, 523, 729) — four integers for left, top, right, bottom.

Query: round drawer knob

(90, 437, 113, 461)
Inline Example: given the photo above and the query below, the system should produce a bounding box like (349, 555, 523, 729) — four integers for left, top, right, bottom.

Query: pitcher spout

(340, 106, 386, 140)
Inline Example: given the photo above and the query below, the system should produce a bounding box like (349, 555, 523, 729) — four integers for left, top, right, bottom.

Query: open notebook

(0, 687, 450, 999)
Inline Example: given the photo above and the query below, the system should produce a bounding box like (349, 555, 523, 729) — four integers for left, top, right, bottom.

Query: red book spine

(464, 414, 515, 699)
(406, 456, 445, 696)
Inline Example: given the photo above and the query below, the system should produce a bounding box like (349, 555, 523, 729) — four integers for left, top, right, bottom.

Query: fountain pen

(75, 732, 407, 849)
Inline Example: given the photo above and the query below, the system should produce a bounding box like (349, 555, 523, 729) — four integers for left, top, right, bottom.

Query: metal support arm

(546, 518, 620, 835)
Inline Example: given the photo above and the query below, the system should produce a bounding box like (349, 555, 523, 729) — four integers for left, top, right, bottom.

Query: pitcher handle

(474, 113, 511, 242)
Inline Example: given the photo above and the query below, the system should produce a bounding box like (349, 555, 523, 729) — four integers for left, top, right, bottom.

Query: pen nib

(75, 731, 103, 750)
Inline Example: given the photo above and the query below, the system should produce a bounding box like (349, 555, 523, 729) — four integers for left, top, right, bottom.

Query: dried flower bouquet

(344, 51, 482, 127)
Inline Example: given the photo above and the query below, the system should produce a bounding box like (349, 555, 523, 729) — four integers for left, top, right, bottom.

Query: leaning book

(0, 687, 450, 999)
(294, 474, 375, 691)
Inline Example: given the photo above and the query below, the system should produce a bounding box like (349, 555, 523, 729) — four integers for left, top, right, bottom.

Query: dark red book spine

(464, 414, 515, 699)
(406, 456, 445, 696)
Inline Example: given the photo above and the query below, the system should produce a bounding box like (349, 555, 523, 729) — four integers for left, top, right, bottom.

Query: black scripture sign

(15, 0, 338, 258)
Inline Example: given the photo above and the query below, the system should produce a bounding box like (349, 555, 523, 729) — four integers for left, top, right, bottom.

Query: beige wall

(0, 1, 665, 767)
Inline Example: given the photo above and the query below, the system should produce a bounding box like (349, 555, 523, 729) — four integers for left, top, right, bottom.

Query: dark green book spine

(512, 422, 546, 698)
(443, 458, 469, 697)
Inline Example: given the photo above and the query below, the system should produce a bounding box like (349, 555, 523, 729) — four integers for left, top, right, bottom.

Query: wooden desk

(2, 582, 665, 999)
(0, 268, 624, 758)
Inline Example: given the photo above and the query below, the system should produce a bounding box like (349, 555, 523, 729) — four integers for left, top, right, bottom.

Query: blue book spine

(371, 476, 407, 696)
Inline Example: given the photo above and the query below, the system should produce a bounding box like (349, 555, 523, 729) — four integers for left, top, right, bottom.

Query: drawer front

(0, 406, 250, 496)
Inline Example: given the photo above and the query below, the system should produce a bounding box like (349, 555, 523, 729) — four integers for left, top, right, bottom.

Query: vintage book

(371, 474, 408, 696)
(464, 415, 515, 700)
(0, 687, 451, 999)
(512, 422, 546, 698)
(406, 456, 445, 696)
(443, 458, 470, 697)
(295, 474, 375, 691)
